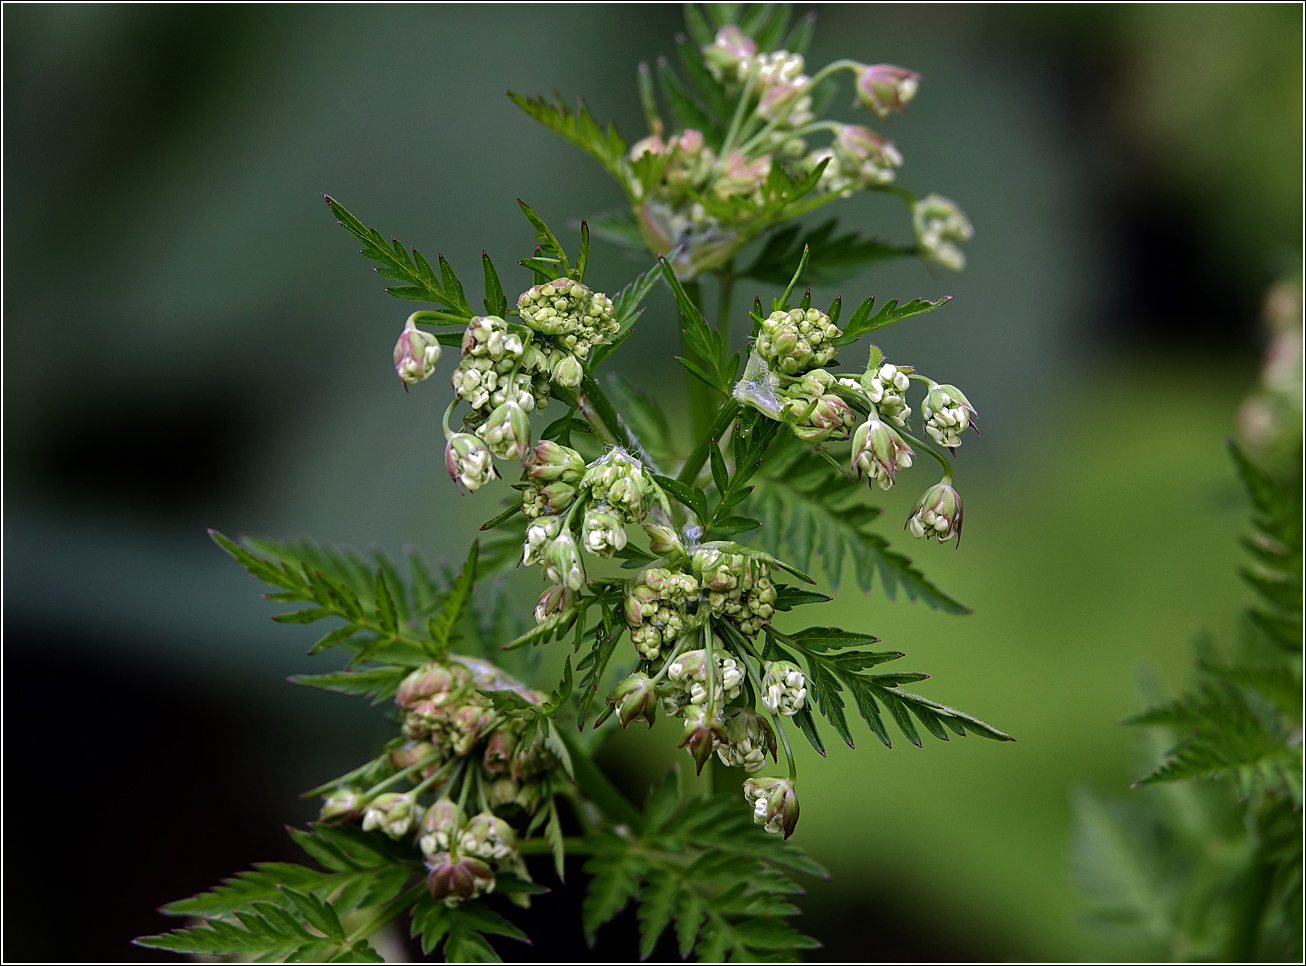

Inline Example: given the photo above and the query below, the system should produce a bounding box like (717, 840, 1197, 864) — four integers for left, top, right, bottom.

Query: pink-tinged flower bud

(388, 740, 441, 772)
(487, 776, 520, 809)
(543, 530, 586, 591)
(913, 194, 973, 272)
(319, 788, 365, 822)
(396, 663, 461, 708)
(426, 852, 495, 903)
(743, 776, 800, 838)
(715, 151, 772, 199)
(757, 79, 813, 126)
(418, 799, 463, 857)
(788, 393, 856, 442)
(607, 672, 658, 729)
(481, 399, 532, 461)
(642, 524, 685, 558)
(534, 583, 575, 623)
(629, 133, 667, 161)
(525, 440, 587, 484)
(854, 64, 920, 119)
(717, 708, 778, 774)
(445, 433, 497, 493)
(673, 129, 706, 155)
(703, 25, 757, 81)
(851, 417, 914, 490)
(448, 704, 496, 756)
(906, 481, 963, 546)
(483, 728, 520, 775)
(677, 704, 727, 775)
(394, 320, 442, 385)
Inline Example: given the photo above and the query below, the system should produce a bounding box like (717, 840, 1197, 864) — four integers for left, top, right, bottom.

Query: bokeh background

(4, 3, 1301, 961)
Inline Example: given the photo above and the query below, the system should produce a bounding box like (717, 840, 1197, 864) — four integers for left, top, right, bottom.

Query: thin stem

(897, 427, 952, 481)
(344, 882, 428, 945)
(719, 74, 759, 158)
(441, 398, 458, 438)
(650, 628, 699, 685)
(678, 400, 741, 485)
(362, 755, 439, 800)
(773, 715, 798, 783)
(703, 621, 716, 711)
(715, 266, 736, 351)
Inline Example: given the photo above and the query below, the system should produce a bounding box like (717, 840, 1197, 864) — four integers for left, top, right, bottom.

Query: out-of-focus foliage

(1072, 283, 1303, 962)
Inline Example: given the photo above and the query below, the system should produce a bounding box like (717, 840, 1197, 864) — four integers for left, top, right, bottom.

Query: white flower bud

(906, 481, 963, 545)
(921, 383, 977, 449)
(394, 320, 441, 385)
(445, 433, 497, 493)
(913, 194, 973, 272)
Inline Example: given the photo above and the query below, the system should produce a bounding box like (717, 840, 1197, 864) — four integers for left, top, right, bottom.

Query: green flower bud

(582, 448, 655, 520)
(755, 308, 842, 376)
(642, 523, 686, 558)
(483, 727, 520, 775)
(717, 708, 778, 774)
(543, 530, 586, 591)
(786, 391, 856, 442)
(461, 315, 524, 364)
(481, 398, 532, 461)
(551, 353, 584, 388)
(445, 433, 497, 493)
(851, 417, 913, 490)
(761, 660, 808, 716)
(906, 481, 963, 545)
(913, 194, 973, 272)
(921, 383, 977, 449)
(362, 792, 419, 840)
(743, 776, 800, 838)
(667, 646, 745, 706)
(460, 811, 519, 865)
(533, 583, 574, 624)
(854, 63, 920, 119)
(607, 672, 658, 728)
(524, 441, 586, 483)
(516, 279, 617, 355)
(582, 505, 627, 557)
(396, 663, 465, 708)
(394, 320, 442, 385)
(522, 480, 578, 519)
(319, 788, 365, 822)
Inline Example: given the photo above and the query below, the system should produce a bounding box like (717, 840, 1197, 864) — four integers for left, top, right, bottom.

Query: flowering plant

(138, 6, 1009, 961)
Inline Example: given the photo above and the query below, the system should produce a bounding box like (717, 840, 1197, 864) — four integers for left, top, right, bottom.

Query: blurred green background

(4, 4, 1300, 961)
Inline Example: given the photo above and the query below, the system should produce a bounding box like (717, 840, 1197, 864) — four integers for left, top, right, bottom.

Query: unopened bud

(551, 354, 584, 389)
(677, 704, 727, 775)
(396, 664, 462, 708)
(742, 776, 800, 838)
(854, 64, 920, 119)
(906, 481, 963, 545)
(319, 789, 364, 822)
(426, 852, 495, 903)
(522, 515, 562, 567)
(394, 320, 441, 385)
(524, 441, 587, 483)
(582, 505, 628, 557)
(361, 792, 419, 840)
(533, 583, 574, 623)
(483, 728, 520, 775)
(860, 361, 913, 426)
(642, 524, 686, 558)
(607, 673, 658, 728)
(717, 708, 778, 774)
(445, 433, 497, 493)
(703, 25, 757, 81)
(418, 799, 462, 857)
(921, 383, 976, 448)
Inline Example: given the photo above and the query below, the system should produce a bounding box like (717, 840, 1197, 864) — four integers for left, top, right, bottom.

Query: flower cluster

(913, 194, 974, 272)
(317, 657, 565, 905)
(625, 567, 700, 659)
(755, 308, 842, 376)
(692, 542, 778, 636)
(517, 278, 618, 388)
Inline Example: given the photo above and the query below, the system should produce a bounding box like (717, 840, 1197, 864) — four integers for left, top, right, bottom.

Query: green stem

(362, 755, 439, 800)
(576, 375, 629, 448)
(679, 400, 742, 485)
(897, 427, 952, 482)
(719, 74, 759, 158)
(715, 265, 736, 351)
(518, 836, 594, 856)
(773, 715, 798, 783)
(441, 399, 458, 439)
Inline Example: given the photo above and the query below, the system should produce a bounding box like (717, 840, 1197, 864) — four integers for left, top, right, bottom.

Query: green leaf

(507, 92, 630, 188)
(749, 438, 970, 612)
(482, 252, 508, 317)
(587, 208, 647, 251)
(427, 542, 478, 656)
(591, 261, 662, 368)
(517, 200, 571, 277)
(834, 295, 952, 346)
(658, 256, 733, 392)
(582, 831, 647, 946)
(289, 666, 409, 704)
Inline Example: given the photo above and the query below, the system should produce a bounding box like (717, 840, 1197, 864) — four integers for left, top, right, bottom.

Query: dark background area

(4, 4, 1300, 961)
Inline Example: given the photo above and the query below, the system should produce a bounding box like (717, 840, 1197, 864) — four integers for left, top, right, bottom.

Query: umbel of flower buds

(625, 567, 698, 659)
(755, 308, 842, 376)
(784, 369, 857, 442)
(851, 416, 913, 490)
(516, 278, 617, 356)
(667, 647, 745, 707)
(607, 672, 658, 728)
(854, 64, 920, 119)
(907, 481, 963, 546)
(913, 194, 973, 272)
(394, 319, 442, 385)
(703, 25, 757, 82)
(582, 448, 659, 521)
(522, 515, 562, 567)
(418, 799, 462, 857)
(922, 383, 977, 449)
(426, 852, 496, 903)
(861, 361, 913, 426)
(692, 543, 777, 636)
(743, 776, 800, 838)
(524, 441, 586, 484)
(582, 504, 627, 557)
(678, 703, 727, 775)
(445, 433, 497, 493)
(761, 660, 808, 716)
(717, 708, 778, 774)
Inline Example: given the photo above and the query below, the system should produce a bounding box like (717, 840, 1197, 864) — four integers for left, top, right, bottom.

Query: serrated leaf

(835, 295, 952, 346)
(742, 219, 915, 287)
(289, 666, 408, 704)
(507, 92, 629, 187)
